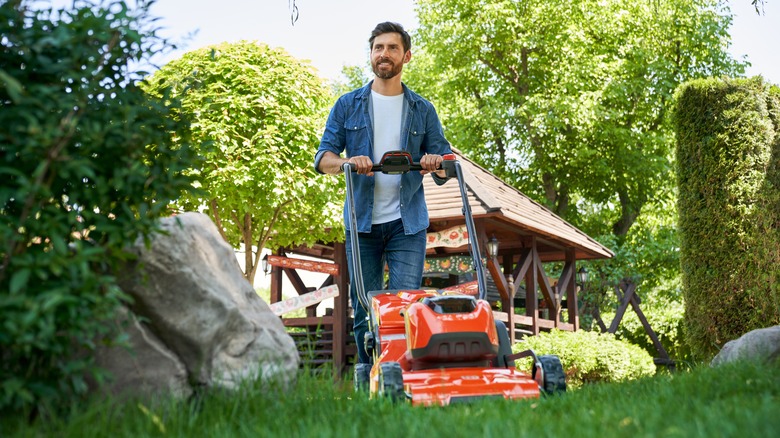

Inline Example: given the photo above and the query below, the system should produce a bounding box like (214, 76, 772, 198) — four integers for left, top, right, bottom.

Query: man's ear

(404, 51, 412, 64)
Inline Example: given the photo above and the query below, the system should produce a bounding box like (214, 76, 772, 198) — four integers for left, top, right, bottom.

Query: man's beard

(372, 59, 403, 79)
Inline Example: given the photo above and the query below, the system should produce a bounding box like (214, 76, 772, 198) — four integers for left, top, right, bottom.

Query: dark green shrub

(513, 330, 655, 389)
(0, 0, 199, 413)
(674, 77, 780, 361)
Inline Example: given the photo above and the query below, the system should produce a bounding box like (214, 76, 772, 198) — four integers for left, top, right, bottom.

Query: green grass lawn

(3, 361, 778, 438)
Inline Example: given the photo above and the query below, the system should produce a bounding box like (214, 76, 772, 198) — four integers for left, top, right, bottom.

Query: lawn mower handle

(343, 150, 453, 175)
(342, 151, 486, 312)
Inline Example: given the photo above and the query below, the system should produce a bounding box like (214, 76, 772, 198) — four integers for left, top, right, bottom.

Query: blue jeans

(345, 218, 427, 364)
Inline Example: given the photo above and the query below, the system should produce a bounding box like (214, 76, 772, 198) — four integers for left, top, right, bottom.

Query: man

(314, 22, 452, 365)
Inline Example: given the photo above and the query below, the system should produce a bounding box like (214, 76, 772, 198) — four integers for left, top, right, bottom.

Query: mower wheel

(534, 355, 566, 395)
(354, 363, 371, 392)
(378, 362, 405, 402)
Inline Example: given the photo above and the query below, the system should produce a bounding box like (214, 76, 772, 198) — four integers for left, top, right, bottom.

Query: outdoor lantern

(261, 254, 272, 275)
(578, 266, 589, 285)
(487, 236, 499, 258)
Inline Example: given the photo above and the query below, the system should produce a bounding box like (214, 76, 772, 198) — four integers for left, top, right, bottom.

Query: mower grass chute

(343, 151, 566, 406)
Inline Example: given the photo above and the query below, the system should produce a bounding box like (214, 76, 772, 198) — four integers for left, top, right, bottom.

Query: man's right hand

(318, 151, 374, 176)
(347, 155, 374, 176)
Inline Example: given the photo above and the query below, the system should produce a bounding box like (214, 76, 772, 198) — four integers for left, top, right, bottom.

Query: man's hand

(348, 155, 374, 176)
(318, 151, 374, 176)
(420, 153, 446, 177)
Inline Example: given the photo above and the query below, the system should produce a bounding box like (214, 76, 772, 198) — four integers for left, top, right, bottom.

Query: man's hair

(369, 22, 411, 53)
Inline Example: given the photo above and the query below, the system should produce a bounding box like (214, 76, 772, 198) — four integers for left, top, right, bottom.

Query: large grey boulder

(92, 307, 192, 399)
(106, 212, 298, 398)
(711, 325, 780, 366)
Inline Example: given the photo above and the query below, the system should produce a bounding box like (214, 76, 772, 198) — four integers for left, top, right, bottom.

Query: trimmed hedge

(673, 77, 780, 361)
(512, 330, 656, 389)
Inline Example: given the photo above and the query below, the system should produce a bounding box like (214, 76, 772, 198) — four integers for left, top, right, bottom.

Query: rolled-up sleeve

(314, 99, 346, 174)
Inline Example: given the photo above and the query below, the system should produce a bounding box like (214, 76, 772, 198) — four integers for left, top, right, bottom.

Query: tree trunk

(542, 172, 570, 219)
(612, 189, 643, 237)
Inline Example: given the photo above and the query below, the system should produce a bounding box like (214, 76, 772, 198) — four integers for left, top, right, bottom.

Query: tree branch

(209, 199, 230, 243)
(246, 200, 292, 284)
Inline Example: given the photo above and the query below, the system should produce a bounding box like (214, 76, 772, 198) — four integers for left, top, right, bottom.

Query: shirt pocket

(344, 116, 370, 157)
(406, 120, 424, 159)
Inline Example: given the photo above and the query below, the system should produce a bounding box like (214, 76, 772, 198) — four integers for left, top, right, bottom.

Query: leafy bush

(513, 330, 655, 389)
(0, 0, 199, 413)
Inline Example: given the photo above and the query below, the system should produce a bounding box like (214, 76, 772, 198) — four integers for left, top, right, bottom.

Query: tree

(403, 0, 746, 361)
(1, 0, 199, 412)
(144, 41, 343, 285)
(407, 0, 745, 238)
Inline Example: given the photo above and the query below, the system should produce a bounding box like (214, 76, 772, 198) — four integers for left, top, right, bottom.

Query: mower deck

(366, 289, 542, 406)
(373, 365, 541, 406)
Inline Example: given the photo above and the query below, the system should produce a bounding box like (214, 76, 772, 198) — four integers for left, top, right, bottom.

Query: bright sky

(147, 0, 417, 81)
(140, 0, 779, 86)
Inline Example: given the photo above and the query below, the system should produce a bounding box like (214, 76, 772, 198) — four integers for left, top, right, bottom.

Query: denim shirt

(314, 81, 452, 235)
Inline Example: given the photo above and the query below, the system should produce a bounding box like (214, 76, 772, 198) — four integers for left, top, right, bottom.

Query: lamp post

(487, 236, 499, 258)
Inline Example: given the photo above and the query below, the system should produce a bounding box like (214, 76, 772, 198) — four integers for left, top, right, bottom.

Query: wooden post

(607, 281, 632, 334)
(502, 253, 515, 342)
(607, 279, 675, 371)
(525, 239, 539, 335)
(511, 248, 532, 339)
(270, 249, 283, 304)
(565, 249, 579, 330)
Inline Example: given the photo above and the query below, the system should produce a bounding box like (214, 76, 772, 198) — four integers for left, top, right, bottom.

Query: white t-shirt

(371, 91, 404, 224)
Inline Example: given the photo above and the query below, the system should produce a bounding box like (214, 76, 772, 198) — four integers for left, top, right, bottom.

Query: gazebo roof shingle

(424, 149, 613, 261)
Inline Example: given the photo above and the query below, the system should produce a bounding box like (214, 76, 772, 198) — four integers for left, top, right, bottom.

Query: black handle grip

(371, 162, 424, 173)
(343, 150, 454, 175)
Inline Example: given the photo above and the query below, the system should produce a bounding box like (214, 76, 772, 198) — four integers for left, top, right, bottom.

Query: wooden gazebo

(268, 149, 613, 373)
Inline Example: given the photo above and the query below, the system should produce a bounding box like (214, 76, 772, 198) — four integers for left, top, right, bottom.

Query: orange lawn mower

(344, 151, 566, 406)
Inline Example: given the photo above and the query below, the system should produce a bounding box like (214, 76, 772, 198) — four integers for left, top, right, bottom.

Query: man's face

(370, 32, 410, 80)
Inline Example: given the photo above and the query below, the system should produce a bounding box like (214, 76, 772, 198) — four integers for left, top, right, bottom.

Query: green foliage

(576, 205, 686, 363)
(404, 0, 748, 370)
(601, 277, 692, 366)
(11, 358, 778, 438)
(331, 64, 371, 98)
(584, 214, 680, 295)
(144, 41, 344, 284)
(674, 76, 780, 361)
(407, 0, 745, 237)
(513, 330, 655, 389)
(0, 0, 199, 413)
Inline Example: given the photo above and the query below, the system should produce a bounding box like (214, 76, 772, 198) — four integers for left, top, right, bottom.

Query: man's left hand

(420, 154, 446, 177)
